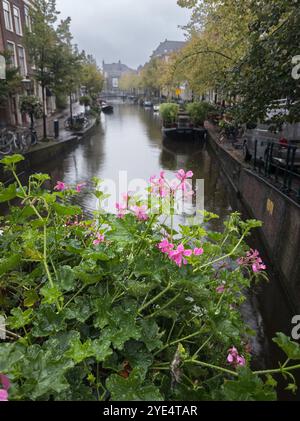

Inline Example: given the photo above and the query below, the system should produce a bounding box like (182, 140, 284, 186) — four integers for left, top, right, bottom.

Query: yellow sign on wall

(175, 88, 182, 96)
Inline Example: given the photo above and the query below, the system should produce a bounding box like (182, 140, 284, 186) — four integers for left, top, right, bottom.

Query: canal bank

(0, 117, 97, 185)
(206, 123, 300, 315)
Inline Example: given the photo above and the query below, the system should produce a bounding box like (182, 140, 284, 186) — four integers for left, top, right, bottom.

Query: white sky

(56, 0, 191, 69)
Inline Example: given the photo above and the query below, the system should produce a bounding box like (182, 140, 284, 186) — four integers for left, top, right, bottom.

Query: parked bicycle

(64, 113, 89, 131)
(0, 128, 38, 155)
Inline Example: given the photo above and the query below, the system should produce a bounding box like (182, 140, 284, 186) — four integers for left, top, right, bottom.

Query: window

(13, 6, 22, 35)
(6, 41, 17, 67)
(17, 45, 27, 76)
(3, 0, 13, 31)
(112, 78, 119, 88)
(24, 4, 31, 31)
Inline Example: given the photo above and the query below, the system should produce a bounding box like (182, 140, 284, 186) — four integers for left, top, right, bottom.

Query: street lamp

(21, 76, 33, 95)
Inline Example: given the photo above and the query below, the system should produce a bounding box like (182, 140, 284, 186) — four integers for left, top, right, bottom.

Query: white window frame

(13, 5, 22, 36)
(6, 41, 17, 67)
(17, 44, 27, 76)
(3, 0, 13, 32)
(24, 4, 31, 32)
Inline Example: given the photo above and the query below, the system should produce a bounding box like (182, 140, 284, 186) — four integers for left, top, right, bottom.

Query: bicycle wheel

(22, 133, 33, 152)
(0, 132, 14, 155)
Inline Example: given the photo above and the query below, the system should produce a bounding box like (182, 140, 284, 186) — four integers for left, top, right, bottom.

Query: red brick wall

(0, 0, 32, 74)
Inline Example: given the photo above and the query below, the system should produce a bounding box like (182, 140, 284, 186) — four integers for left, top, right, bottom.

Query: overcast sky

(55, 0, 191, 69)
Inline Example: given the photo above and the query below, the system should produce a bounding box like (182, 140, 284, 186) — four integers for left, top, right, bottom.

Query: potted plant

(159, 103, 179, 127)
(19, 95, 43, 132)
(186, 102, 212, 127)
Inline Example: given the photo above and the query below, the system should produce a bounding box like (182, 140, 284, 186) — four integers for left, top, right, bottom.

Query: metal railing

(252, 139, 300, 201)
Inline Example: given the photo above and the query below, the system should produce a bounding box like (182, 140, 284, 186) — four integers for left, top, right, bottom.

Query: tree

(81, 60, 104, 100)
(51, 18, 83, 123)
(24, 0, 61, 139)
(0, 52, 22, 107)
(119, 72, 140, 94)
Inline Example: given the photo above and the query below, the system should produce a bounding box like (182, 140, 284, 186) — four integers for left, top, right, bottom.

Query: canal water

(31, 102, 298, 400)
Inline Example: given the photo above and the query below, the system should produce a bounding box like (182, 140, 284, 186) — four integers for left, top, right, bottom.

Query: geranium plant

(0, 154, 300, 401)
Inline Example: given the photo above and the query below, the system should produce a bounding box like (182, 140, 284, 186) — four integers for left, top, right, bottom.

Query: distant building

(151, 39, 186, 62)
(102, 60, 136, 92)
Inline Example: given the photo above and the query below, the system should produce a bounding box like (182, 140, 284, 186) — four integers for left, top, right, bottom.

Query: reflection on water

(33, 104, 232, 230)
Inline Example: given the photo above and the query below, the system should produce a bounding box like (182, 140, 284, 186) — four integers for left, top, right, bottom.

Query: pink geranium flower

(0, 374, 10, 401)
(76, 183, 86, 193)
(216, 285, 226, 294)
(93, 233, 105, 246)
(238, 249, 266, 273)
(194, 248, 204, 256)
(116, 202, 127, 219)
(176, 169, 194, 192)
(227, 347, 246, 368)
(0, 389, 8, 401)
(54, 181, 67, 191)
(168, 244, 193, 268)
(132, 205, 149, 221)
(158, 239, 174, 254)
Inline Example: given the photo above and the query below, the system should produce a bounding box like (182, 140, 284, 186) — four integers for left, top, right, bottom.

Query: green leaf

(0, 184, 17, 203)
(102, 304, 141, 350)
(66, 338, 94, 364)
(53, 203, 82, 216)
(0, 154, 24, 167)
(106, 368, 163, 401)
(222, 367, 277, 401)
(8, 308, 33, 329)
(57, 266, 76, 292)
(0, 254, 21, 276)
(32, 306, 67, 337)
(65, 296, 95, 323)
(40, 284, 63, 305)
(74, 267, 103, 285)
(140, 319, 163, 352)
(91, 337, 113, 362)
(273, 333, 300, 360)
(24, 290, 39, 307)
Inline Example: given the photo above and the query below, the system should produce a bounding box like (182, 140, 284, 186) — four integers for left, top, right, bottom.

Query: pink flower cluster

(0, 374, 10, 402)
(227, 347, 246, 368)
(238, 249, 266, 273)
(54, 182, 86, 193)
(158, 239, 204, 268)
(150, 169, 194, 198)
(115, 201, 149, 221)
(93, 233, 105, 246)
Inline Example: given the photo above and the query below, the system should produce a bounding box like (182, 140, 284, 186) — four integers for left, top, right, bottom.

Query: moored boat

(162, 111, 206, 140)
(101, 102, 114, 113)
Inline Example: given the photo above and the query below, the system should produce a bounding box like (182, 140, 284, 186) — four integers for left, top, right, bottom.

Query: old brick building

(0, 0, 55, 128)
(0, 0, 32, 126)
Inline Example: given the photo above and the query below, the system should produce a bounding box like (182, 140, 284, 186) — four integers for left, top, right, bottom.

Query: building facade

(102, 60, 136, 93)
(0, 0, 55, 128)
(151, 39, 186, 63)
(0, 0, 32, 126)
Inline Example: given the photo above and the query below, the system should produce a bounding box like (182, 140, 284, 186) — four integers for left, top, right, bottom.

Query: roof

(102, 61, 135, 74)
(152, 40, 186, 58)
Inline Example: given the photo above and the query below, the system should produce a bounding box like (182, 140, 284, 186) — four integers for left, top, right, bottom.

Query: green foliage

(19, 95, 43, 119)
(186, 102, 213, 126)
(159, 103, 179, 125)
(0, 155, 299, 401)
(79, 96, 91, 107)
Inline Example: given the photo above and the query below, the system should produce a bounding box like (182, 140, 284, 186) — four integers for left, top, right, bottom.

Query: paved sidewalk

(35, 102, 85, 140)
